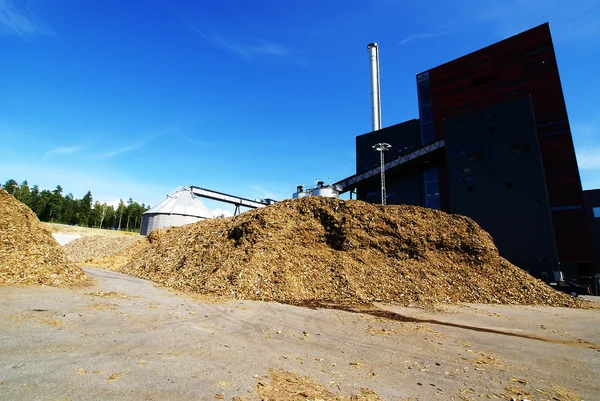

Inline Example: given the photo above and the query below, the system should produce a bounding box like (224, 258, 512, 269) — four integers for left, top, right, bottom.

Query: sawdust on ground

(255, 369, 382, 401)
(0, 188, 88, 287)
(88, 197, 578, 307)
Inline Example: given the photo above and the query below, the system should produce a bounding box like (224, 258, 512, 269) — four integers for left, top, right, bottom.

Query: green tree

(39, 190, 53, 221)
(16, 180, 31, 207)
(3, 179, 18, 195)
(62, 193, 78, 225)
(29, 185, 41, 214)
(76, 191, 93, 226)
(116, 200, 126, 230)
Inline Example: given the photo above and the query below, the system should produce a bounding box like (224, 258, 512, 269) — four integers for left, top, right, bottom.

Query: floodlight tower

(372, 142, 391, 205)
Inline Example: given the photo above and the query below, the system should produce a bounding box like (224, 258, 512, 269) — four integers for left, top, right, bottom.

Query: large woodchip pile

(113, 196, 575, 306)
(0, 188, 88, 286)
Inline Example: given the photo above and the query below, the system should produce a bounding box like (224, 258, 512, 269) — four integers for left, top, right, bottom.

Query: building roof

(144, 188, 210, 218)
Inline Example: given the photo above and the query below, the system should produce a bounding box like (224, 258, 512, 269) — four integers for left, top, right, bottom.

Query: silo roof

(144, 188, 210, 218)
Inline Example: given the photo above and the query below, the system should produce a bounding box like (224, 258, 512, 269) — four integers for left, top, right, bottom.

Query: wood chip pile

(64, 235, 144, 263)
(114, 197, 575, 306)
(0, 188, 88, 286)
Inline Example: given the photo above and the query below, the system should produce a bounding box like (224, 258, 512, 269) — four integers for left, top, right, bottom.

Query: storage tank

(292, 185, 309, 199)
(140, 187, 210, 236)
(311, 181, 339, 198)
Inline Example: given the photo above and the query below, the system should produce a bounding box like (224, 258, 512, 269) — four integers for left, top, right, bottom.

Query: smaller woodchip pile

(0, 188, 87, 286)
(65, 236, 143, 263)
(113, 197, 576, 307)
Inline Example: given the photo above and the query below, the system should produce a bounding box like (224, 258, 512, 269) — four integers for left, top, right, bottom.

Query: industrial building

(352, 23, 597, 285)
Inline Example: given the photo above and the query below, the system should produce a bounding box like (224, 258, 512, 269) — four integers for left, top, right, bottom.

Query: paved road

(1, 267, 598, 400)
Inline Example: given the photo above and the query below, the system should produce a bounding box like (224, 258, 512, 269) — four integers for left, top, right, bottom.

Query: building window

(417, 71, 435, 144)
(423, 168, 440, 210)
(453, 102, 473, 112)
(499, 78, 525, 88)
(471, 72, 497, 86)
(471, 59, 491, 68)
(501, 88, 526, 97)
(551, 205, 583, 211)
(511, 143, 531, 154)
(525, 57, 553, 69)
(593, 207, 600, 218)
(467, 152, 483, 162)
(538, 119, 566, 129)
(524, 45, 550, 57)
(539, 129, 567, 138)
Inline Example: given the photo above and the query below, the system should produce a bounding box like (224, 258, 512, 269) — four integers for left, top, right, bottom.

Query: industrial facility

(143, 23, 599, 287)
(345, 23, 599, 286)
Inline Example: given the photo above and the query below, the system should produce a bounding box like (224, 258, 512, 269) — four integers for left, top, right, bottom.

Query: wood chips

(0, 188, 88, 286)
(102, 196, 577, 307)
(64, 235, 143, 263)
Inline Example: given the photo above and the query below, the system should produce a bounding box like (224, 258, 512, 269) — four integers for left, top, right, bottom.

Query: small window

(471, 72, 498, 87)
(525, 57, 553, 69)
(538, 119, 566, 129)
(524, 46, 550, 57)
(502, 88, 526, 97)
(551, 205, 583, 212)
(467, 152, 483, 162)
(506, 182, 513, 189)
(511, 143, 531, 154)
(539, 129, 567, 138)
(451, 84, 470, 93)
(593, 207, 600, 218)
(453, 102, 473, 111)
(471, 59, 491, 68)
(499, 78, 525, 88)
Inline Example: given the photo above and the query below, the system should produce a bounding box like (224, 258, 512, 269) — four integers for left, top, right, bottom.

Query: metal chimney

(367, 43, 381, 131)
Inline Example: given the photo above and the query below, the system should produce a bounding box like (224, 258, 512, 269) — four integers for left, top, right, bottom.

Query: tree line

(3, 179, 150, 232)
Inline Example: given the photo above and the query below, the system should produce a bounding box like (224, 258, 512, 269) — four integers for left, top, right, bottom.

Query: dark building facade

(355, 23, 595, 281)
(584, 189, 600, 291)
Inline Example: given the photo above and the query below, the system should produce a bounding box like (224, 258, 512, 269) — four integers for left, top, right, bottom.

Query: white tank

(293, 185, 309, 199)
(311, 181, 339, 198)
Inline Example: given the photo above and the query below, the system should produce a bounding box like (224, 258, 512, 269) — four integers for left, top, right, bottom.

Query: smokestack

(367, 43, 381, 131)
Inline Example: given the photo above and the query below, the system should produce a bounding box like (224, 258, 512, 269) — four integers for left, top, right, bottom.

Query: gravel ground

(0, 267, 597, 401)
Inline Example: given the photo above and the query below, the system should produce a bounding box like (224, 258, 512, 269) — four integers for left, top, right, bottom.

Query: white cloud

(398, 29, 451, 45)
(190, 25, 292, 60)
(98, 142, 146, 158)
(0, 0, 54, 38)
(44, 146, 82, 158)
(210, 208, 233, 218)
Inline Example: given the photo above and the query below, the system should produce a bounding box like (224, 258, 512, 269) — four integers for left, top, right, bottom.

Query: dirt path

(1, 267, 598, 400)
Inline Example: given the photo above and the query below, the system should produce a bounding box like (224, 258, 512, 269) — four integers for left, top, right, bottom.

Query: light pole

(372, 142, 391, 205)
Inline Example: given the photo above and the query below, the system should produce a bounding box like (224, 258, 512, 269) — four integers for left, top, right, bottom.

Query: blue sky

(1, 0, 599, 214)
